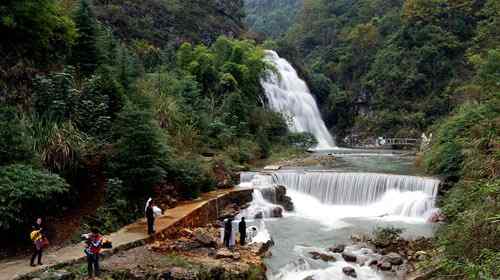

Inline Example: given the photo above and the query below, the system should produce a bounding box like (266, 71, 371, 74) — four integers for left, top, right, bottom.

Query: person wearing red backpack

(84, 228, 103, 278)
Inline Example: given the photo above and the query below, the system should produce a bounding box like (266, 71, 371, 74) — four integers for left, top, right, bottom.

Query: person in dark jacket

(223, 218, 232, 248)
(85, 228, 103, 278)
(146, 200, 155, 235)
(30, 217, 44, 266)
(239, 217, 247, 246)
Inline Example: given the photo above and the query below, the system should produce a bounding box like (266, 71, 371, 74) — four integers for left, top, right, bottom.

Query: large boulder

(328, 244, 345, 253)
(260, 185, 294, 211)
(383, 252, 404, 265)
(342, 252, 358, 263)
(342, 266, 357, 278)
(309, 251, 336, 262)
(193, 228, 217, 248)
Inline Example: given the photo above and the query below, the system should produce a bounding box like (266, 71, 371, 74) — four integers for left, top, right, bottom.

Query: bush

(372, 226, 404, 247)
(286, 132, 318, 149)
(0, 164, 69, 231)
(0, 107, 34, 166)
(166, 158, 216, 199)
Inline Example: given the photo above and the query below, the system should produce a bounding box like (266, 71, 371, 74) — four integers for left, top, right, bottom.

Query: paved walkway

(0, 188, 245, 280)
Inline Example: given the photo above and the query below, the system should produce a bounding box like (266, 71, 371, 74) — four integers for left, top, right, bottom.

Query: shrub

(166, 158, 216, 199)
(286, 132, 318, 149)
(0, 164, 69, 231)
(0, 106, 34, 166)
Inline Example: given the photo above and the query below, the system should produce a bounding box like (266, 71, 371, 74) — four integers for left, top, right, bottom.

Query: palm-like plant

(31, 121, 89, 174)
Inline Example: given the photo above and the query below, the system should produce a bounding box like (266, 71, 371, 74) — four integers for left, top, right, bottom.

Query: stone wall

(158, 189, 253, 239)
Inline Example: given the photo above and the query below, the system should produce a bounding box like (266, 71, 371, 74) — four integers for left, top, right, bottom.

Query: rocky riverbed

(28, 224, 272, 280)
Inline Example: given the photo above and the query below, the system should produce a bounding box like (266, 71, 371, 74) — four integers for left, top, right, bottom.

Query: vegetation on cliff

(0, 0, 309, 248)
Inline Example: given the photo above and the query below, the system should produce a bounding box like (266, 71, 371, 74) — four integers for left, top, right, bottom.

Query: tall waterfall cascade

(261, 50, 335, 149)
(240, 171, 440, 219)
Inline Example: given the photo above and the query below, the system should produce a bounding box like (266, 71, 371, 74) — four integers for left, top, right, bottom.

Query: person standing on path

(223, 218, 232, 248)
(145, 199, 155, 235)
(84, 228, 103, 279)
(29, 217, 44, 266)
(239, 217, 247, 246)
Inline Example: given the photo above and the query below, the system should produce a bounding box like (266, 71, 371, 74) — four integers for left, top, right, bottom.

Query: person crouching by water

(145, 198, 156, 235)
(239, 217, 247, 246)
(84, 228, 103, 279)
(29, 217, 44, 266)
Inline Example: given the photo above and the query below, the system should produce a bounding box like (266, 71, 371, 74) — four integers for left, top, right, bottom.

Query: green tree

(0, 107, 34, 166)
(0, 164, 69, 231)
(109, 105, 168, 197)
(0, 0, 76, 61)
(71, 0, 99, 76)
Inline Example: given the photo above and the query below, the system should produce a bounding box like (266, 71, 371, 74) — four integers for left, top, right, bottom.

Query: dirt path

(0, 188, 247, 280)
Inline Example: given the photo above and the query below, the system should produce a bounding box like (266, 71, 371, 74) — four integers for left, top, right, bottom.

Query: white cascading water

(240, 171, 439, 220)
(261, 50, 335, 149)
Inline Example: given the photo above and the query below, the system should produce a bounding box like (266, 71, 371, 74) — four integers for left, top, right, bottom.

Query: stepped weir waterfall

(238, 51, 440, 280)
(261, 50, 335, 149)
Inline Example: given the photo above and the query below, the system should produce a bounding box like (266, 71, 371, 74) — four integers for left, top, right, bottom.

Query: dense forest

(0, 0, 316, 252)
(0, 0, 498, 279)
(246, 0, 499, 278)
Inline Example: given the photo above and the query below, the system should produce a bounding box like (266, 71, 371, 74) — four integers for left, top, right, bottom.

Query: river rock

(342, 252, 358, 263)
(309, 251, 336, 262)
(379, 261, 392, 271)
(329, 244, 345, 253)
(192, 228, 217, 247)
(39, 270, 74, 280)
(383, 252, 404, 265)
(271, 207, 283, 218)
(342, 266, 357, 278)
(303, 276, 315, 280)
(350, 234, 362, 242)
(251, 239, 274, 255)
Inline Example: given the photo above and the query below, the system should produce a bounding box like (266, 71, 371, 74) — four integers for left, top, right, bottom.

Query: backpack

(30, 230, 42, 241)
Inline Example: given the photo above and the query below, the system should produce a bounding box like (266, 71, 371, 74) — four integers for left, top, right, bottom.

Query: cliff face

(93, 0, 246, 46)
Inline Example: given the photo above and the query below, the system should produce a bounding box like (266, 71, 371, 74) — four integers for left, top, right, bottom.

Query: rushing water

(261, 50, 335, 149)
(239, 153, 439, 280)
(245, 51, 438, 279)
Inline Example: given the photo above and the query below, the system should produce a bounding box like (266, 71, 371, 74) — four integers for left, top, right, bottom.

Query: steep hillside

(244, 0, 302, 38)
(94, 0, 246, 46)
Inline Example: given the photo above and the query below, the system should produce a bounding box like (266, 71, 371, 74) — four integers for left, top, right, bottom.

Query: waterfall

(261, 50, 335, 149)
(270, 172, 439, 205)
(239, 171, 440, 219)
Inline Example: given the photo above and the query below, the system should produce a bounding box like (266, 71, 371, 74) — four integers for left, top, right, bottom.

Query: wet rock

(379, 261, 392, 271)
(271, 207, 283, 218)
(303, 276, 315, 280)
(383, 252, 404, 265)
(39, 270, 74, 280)
(342, 266, 357, 278)
(193, 228, 217, 247)
(232, 252, 241, 260)
(368, 259, 378, 266)
(328, 244, 345, 253)
(251, 239, 274, 255)
(342, 252, 358, 263)
(309, 251, 336, 262)
(350, 234, 362, 243)
(356, 255, 369, 266)
(254, 212, 263, 219)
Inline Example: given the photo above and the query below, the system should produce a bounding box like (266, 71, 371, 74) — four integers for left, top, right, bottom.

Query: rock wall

(159, 189, 253, 239)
